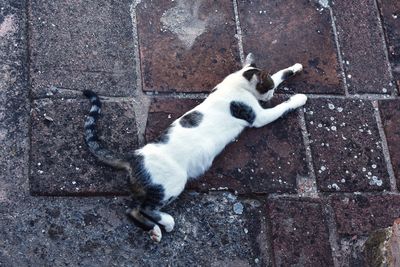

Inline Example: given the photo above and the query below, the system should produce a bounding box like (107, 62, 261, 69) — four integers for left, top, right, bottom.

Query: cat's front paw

(288, 94, 307, 109)
(291, 63, 303, 74)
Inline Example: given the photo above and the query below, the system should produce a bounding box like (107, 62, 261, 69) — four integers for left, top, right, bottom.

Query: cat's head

(239, 53, 275, 101)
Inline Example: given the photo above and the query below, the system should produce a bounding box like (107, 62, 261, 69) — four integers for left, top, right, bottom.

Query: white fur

(136, 58, 308, 204)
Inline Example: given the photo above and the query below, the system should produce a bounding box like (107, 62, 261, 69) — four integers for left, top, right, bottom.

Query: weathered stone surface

(136, 0, 240, 93)
(337, 236, 369, 267)
(363, 219, 400, 267)
(305, 98, 389, 192)
(30, 98, 138, 195)
(145, 98, 307, 194)
(238, 0, 343, 94)
(380, 100, 400, 190)
(0, 0, 31, 202)
(377, 0, 400, 88)
(332, 0, 393, 94)
(268, 198, 334, 266)
(332, 195, 400, 235)
(0, 193, 269, 266)
(28, 0, 136, 98)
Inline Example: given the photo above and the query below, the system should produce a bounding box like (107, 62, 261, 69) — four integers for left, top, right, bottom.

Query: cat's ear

(256, 72, 275, 94)
(244, 53, 256, 67)
(243, 68, 261, 81)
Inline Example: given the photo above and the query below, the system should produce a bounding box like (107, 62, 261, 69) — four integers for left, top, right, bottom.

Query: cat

(83, 53, 307, 242)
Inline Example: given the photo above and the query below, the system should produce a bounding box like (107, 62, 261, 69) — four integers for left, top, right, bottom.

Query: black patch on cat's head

(179, 111, 203, 128)
(230, 101, 256, 125)
(243, 68, 261, 81)
(256, 72, 275, 94)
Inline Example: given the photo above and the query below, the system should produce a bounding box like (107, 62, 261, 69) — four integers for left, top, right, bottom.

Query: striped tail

(83, 90, 131, 172)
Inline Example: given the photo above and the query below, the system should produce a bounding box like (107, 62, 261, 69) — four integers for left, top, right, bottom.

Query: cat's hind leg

(128, 208, 163, 242)
(141, 209, 175, 232)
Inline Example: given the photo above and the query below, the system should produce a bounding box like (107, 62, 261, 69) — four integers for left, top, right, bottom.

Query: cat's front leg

(252, 94, 307, 128)
(263, 64, 303, 101)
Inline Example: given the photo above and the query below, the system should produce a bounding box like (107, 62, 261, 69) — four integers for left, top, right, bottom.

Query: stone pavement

(1, 0, 400, 266)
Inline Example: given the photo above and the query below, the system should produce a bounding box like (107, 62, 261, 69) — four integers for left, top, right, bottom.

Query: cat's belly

(186, 153, 214, 179)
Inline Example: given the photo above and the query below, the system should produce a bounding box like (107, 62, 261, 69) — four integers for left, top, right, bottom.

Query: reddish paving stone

(377, 0, 400, 90)
(379, 100, 400, 190)
(136, 0, 240, 93)
(30, 98, 138, 195)
(304, 98, 389, 192)
(331, 195, 400, 236)
(145, 97, 307, 194)
(268, 199, 334, 266)
(28, 0, 136, 98)
(332, 0, 393, 94)
(238, 0, 343, 94)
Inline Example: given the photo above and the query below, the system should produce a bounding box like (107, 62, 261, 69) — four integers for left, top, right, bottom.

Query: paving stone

(0, 0, 31, 203)
(28, 0, 136, 98)
(337, 236, 368, 266)
(304, 98, 389, 192)
(331, 195, 400, 236)
(145, 98, 307, 194)
(332, 0, 393, 94)
(268, 198, 334, 266)
(238, 0, 343, 94)
(30, 98, 138, 195)
(136, 0, 240, 93)
(0, 193, 269, 266)
(379, 100, 400, 190)
(377, 0, 400, 92)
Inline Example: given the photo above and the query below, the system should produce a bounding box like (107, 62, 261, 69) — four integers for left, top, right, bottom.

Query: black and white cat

(83, 53, 307, 242)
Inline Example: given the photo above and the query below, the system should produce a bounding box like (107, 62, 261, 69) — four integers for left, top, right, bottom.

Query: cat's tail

(83, 90, 132, 173)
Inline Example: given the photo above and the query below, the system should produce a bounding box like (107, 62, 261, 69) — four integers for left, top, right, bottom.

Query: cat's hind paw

(149, 225, 162, 242)
(162, 215, 175, 233)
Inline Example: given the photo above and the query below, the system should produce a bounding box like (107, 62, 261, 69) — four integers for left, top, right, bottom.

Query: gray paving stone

(30, 98, 138, 196)
(0, 0, 30, 202)
(379, 100, 400, 190)
(332, 0, 394, 94)
(0, 193, 269, 266)
(304, 98, 389, 192)
(28, 0, 137, 98)
(268, 198, 334, 266)
(377, 0, 400, 92)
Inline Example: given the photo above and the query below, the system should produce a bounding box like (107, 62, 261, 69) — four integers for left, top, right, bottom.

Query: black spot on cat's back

(179, 111, 203, 128)
(230, 101, 256, 125)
